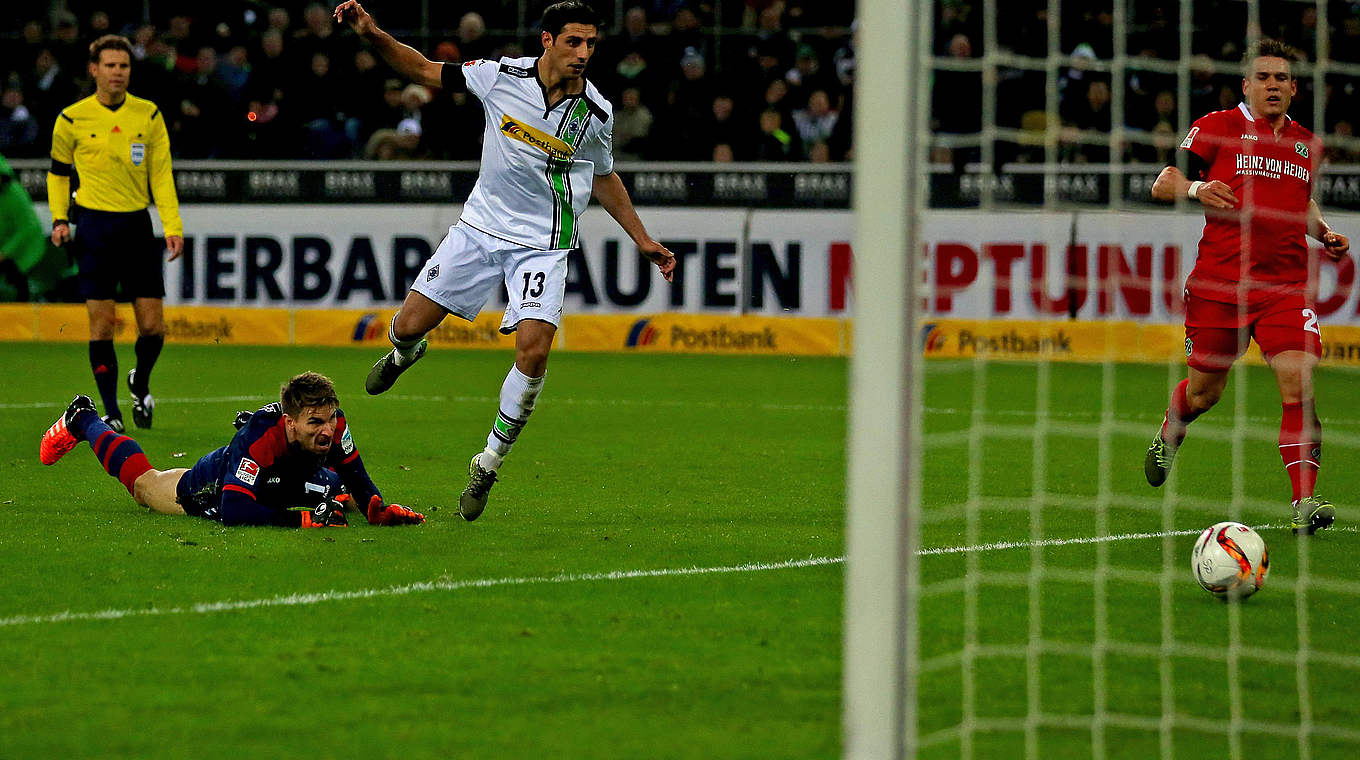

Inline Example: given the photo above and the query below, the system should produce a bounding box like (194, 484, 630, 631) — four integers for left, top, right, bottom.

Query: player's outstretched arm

(333, 1, 442, 88)
(592, 171, 676, 282)
(1307, 199, 1350, 261)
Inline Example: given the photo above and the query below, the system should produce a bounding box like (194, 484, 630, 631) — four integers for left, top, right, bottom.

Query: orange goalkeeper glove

(365, 494, 425, 525)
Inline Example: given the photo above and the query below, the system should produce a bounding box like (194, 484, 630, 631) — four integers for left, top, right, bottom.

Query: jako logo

(625, 319, 659, 347)
(920, 323, 946, 352)
(352, 313, 384, 342)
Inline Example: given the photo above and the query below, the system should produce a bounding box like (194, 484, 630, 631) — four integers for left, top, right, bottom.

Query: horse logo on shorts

(130, 143, 145, 165)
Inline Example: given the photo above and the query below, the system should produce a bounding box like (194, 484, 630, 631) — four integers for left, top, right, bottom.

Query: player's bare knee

(1186, 385, 1222, 412)
(515, 343, 551, 376)
(88, 314, 117, 340)
(131, 472, 156, 506)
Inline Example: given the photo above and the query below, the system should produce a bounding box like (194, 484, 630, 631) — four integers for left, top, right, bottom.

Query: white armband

(1187, 181, 1204, 199)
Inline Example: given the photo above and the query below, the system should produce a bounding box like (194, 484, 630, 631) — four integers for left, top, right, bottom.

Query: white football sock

(388, 316, 425, 366)
(482, 364, 544, 467)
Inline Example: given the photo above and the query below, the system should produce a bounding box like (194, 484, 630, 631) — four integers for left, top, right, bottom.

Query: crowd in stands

(0, 1, 855, 163)
(932, 0, 1360, 167)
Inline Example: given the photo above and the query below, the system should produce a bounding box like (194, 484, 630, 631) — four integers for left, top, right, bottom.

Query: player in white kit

(334, 1, 675, 521)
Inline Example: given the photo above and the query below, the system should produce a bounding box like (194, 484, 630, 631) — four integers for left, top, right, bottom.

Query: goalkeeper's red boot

(40, 395, 97, 466)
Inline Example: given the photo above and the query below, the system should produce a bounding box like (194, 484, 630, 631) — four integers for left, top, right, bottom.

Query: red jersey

(1180, 102, 1322, 302)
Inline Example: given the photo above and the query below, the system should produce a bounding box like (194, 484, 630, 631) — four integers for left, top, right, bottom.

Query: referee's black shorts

(71, 207, 166, 301)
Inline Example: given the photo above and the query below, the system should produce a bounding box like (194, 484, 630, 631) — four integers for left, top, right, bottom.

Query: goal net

(847, 1, 1360, 758)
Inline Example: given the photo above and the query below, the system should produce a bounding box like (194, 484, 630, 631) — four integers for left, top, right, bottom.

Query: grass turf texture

(0, 343, 1356, 758)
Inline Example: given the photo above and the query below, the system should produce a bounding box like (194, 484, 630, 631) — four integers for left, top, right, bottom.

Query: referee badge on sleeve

(130, 143, 145, 165)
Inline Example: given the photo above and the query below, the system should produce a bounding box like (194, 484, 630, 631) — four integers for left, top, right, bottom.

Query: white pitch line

(0, 556, 843, 629)
(5, 524, 1352, 629)
(920, 524, 1356, 556)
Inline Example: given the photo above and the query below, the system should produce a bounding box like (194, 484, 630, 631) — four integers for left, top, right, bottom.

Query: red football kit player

(1145, 40, 1350, 535)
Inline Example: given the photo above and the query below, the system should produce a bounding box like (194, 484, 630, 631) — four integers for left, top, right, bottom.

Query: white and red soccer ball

(1191, 522, 1270, 600)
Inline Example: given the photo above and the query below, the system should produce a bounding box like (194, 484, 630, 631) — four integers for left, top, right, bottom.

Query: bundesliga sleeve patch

(235, 457, 260, 486)
(1180, 126, 1200, 149)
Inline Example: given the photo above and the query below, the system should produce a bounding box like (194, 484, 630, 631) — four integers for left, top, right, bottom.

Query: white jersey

(454, 56, 615, 251)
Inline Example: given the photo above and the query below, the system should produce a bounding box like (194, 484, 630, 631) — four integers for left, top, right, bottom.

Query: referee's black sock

(88, 339, 121, 419)
(132, 335, 164, 396)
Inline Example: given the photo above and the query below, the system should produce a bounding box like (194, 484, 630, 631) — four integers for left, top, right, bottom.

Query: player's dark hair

(88, 34, 133, 64)
(280, 372, 339, 417)
(1242, 38, 1300, 77)
(540, 1, 600, 38)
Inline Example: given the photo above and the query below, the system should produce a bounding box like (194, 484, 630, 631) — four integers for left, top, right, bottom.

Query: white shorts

(411, 222, 568, 334)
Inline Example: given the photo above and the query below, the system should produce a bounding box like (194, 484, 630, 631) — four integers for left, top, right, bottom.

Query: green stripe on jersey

(551, 99, 595, 249)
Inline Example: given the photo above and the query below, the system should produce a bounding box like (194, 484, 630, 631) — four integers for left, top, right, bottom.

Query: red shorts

(1183, 288, 1322, 372)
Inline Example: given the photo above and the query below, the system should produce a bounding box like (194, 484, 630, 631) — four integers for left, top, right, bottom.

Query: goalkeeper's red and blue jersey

(176, 403, 381, 526)
(1179, 102, 1322, 303)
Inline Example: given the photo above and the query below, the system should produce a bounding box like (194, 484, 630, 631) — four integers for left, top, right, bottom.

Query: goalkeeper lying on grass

(40, 371, 423, 528)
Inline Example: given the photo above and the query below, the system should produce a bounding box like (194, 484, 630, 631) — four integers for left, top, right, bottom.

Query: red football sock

(1279, 400, 1321, 502)
(89, 427, 154, 496)
(1160, 378, 1202, 446)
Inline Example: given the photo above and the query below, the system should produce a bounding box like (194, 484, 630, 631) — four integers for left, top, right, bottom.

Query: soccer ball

(1191, 522, 1269, 600)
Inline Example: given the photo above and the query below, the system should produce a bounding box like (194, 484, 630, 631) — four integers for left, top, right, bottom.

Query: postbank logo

(352, 312, 384, 342)
(920, 322, 946, 352)
(500, 115, 574, 160)
(625, 319, 659, 347)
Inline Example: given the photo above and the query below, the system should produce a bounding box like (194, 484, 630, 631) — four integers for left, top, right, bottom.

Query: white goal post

(844, 0, 920, 758)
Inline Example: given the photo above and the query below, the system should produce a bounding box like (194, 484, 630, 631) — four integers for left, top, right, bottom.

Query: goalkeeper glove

(365, 494, 425, 525)
(301, 498, 349, 528)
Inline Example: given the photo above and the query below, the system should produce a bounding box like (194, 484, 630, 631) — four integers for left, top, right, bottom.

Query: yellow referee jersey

(47, 93, 182, 236)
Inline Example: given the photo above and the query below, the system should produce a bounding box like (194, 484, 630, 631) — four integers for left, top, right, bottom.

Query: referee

(47, 35, 183, 432)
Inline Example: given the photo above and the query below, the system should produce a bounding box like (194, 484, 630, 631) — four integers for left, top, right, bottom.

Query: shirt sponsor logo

(235, 457, 260, 485)
(499, 115, 575, 160)
(499, 63, 532, 78)
(1181, 126, 1200, 149)
(1234, 153, 1311, 181)
(130, 142, 145, 165)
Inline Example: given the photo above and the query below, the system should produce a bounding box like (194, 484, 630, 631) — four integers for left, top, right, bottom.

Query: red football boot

(40, 395, 97, 466)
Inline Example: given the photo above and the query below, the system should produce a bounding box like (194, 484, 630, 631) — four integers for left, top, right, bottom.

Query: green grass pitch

(0, 342, 1356, 758)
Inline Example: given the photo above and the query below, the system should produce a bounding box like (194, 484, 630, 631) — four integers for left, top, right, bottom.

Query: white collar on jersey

(1238, 101, 1290, 124)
